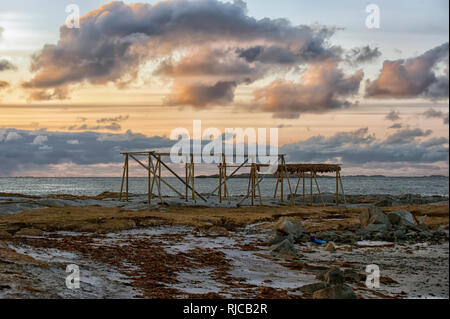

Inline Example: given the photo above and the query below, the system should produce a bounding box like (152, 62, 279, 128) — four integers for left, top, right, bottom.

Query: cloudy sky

(0, 0, 448, 176)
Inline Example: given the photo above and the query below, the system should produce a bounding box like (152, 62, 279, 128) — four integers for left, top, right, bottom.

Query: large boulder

(312, 284, 356, 299)
(388, 210, 416, 228)
(275, 218, 305, 240)
(360, 206, 390, 227)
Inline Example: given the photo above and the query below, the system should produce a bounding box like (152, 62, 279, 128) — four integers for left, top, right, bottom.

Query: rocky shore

(0, 194, 448, 299)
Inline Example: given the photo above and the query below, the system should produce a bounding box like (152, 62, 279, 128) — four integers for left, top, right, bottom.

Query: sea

(0, 176, 448, 197)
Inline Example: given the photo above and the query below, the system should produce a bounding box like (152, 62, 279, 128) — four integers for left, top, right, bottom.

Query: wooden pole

(147, 153, 152, 210)
(119, 155, 126, 201)
(158, 155, 163, 204)
(256, 167, 263, 206)
(339, 172, 347, 205)
(302, 172, 305, 204)
(273, 172, 279, 199)
(336, 171, 339, 207)
(310, 171, 313, 206)
(313, 172, 325, 207)
(218, 163, 222, 203)
(185, 159, 189, 202)
(125, 154, 129, 202)
(191, 154, 196, 202)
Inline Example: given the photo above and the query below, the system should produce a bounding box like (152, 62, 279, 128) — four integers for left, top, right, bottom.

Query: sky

(0, 0, 448, 177)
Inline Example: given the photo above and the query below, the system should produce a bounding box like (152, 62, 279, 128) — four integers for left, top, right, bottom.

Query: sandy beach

(0, 192, 448, 299)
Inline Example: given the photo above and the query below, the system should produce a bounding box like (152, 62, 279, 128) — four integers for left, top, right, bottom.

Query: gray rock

(394, 229, 406, 240)
(275, 218, 305, 240)
(324, 267, 345, 285)
(360, 206, 390, 228)
(388, 210, 416, 227)
(298, 282, 329, 295)
(343, 269, 360, 283)
(312, 284, 356, 299)
(269, 238, 298, 258)
(364, 223, 389, 233)
(270, 232, 294, 245)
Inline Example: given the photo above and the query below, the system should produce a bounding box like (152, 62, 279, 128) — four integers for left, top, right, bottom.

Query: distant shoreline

(1, 175, 448, 179)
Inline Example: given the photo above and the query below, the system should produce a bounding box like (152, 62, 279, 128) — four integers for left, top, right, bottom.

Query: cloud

(388, 123, 402, 129)
(366, 42, 449, 99)
(4, 132, 23, 142)
(384, 128, 432, 145)
(0, 80, 9, 90)
(345, 46, 381, 65)
(281, 127, 448, 167)
(385, 110, 400, 121)
(0, 128, 175, 175)
(22, 0, 366, 114)
(422, 108, 449, 125)
(68, 123, 122, 131)
(32, 135, 48, 145)
(96, 115, 130, 123)
(0, 59, 17, 72)
(167, 81, 238, 107)
(253, 61, 363, 118)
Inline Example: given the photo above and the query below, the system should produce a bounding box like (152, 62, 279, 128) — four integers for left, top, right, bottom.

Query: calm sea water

(0, 176, 448, 197)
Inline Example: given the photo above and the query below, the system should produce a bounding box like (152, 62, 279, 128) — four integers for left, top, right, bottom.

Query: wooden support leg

(125, 154, 129, 202)
(336, 171, 339, 207)
(218, 164, 222, 203)
(310, 171, 313, 206)
(147, 153, 152, 210)
(339, 172, 347, 205)
(119, 155, 126, 201)
(273, 172, 279, 199)
(313, 172, 325, 207)
(302, 172, 305, 204)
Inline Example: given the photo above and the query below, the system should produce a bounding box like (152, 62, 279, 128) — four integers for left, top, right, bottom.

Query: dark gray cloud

(0, 127, 448, 176)
(385, 110, 401, 121)
(384, 128, 432, 145)
(422, 108, 449, 125)
(388, 123, 403, 129)
(366, 42, 449, 99)
(67, 123, 122, 131)
(96, 115, 130, 123)
(281, 127, 448, 166)
(345, 46, 381, 65)
(0, 59, 17, 72)
(0, 128, 175, 175)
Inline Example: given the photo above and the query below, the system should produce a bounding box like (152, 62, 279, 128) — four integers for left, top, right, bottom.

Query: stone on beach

(269, 238, 298, 258)
(388, 210, 416, 227)
(312, 284, 356, 299)
(360, 206, 390, 227)
(324, 242, 336, 252)
(275, 218, 305, 240)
